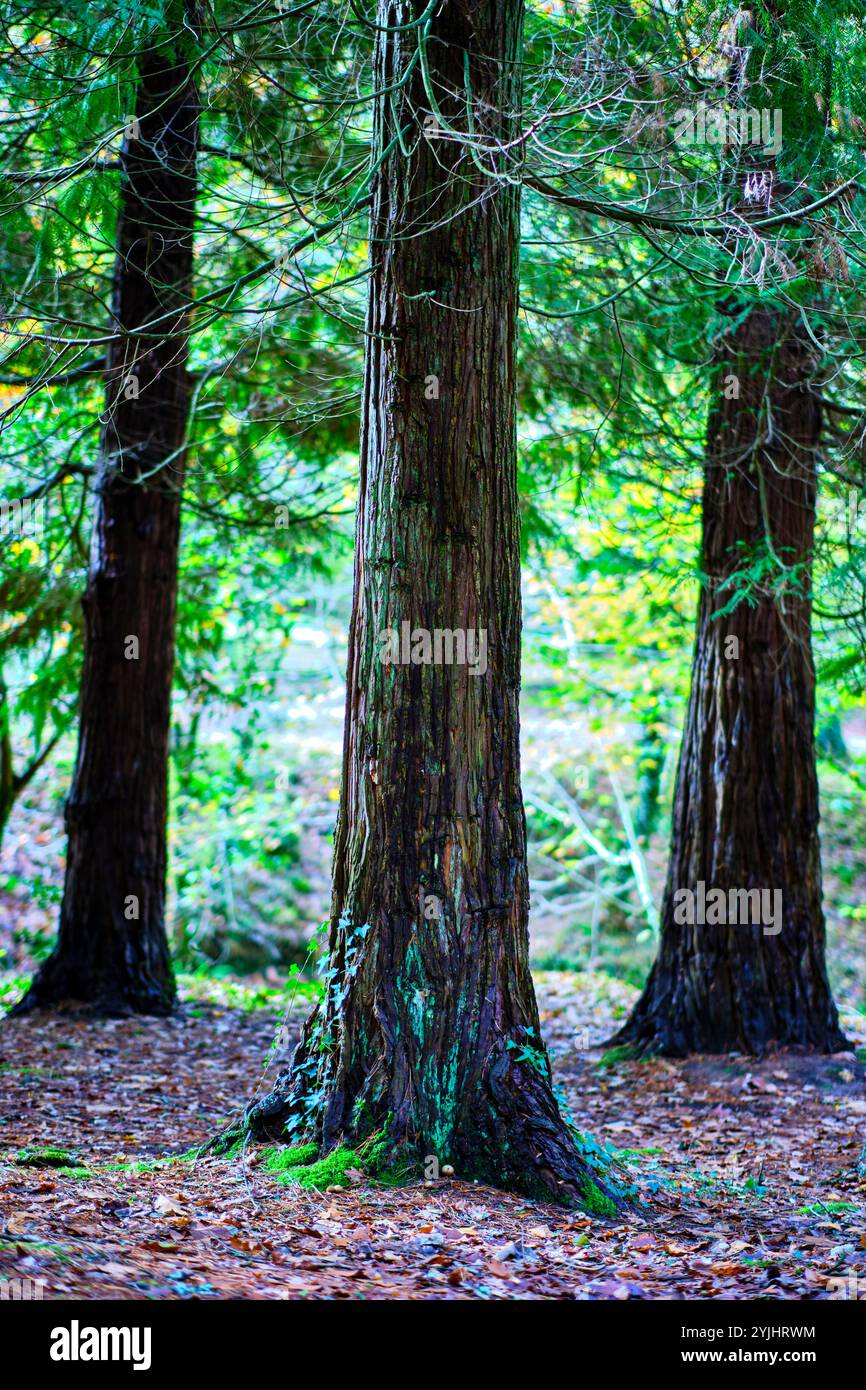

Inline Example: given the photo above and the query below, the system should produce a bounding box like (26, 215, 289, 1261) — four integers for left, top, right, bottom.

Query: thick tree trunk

(16, 24, 198, 1016)
(248, 0, 619, 1209)
(617, 307, 847, 1055)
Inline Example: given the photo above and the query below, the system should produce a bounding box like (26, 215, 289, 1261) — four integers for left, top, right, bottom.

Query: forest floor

(1, 970, 865, 1301)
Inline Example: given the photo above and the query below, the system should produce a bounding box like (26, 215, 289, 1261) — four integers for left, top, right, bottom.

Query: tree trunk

(617, 307, 847, 1055)
(0, 671, 14, 853)
(16, 21, 199, 1016)
(247, 0, 619, 1210)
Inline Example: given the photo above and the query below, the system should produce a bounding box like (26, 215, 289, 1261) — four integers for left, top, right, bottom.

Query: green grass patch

(595, 1044, 642, 1067)
(797, 1199, 859, 1216)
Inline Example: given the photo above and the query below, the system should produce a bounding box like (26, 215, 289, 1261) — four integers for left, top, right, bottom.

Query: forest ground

(3, 652, 866, 1300)
(1, 970, 864, 1301)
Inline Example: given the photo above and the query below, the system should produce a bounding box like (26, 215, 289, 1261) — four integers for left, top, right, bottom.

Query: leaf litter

(0, 971, 864, 1300)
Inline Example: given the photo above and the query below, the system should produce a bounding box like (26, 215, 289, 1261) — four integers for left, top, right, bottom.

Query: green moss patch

(265, 1144, 357, 1189)
(262, 1136, 412, 1191)
(577, 1177, 620, 1217)
(15, 1147, 83, 1170)
(571, 1129, 636, 1212)
(263, 1142, 319, 1174)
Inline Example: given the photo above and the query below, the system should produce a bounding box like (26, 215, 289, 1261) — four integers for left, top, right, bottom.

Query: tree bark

(0, 670, 14, 851)
(16, 20, 199, 1015)
(248, 0, 619, 1209)
(617, 306, 847, 1055)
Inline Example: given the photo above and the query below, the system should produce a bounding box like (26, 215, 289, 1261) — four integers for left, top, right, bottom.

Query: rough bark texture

(617, 307, 847, 1056)
(249, 0, 619, 1210)
(16, 23, 198, 1016)
(0, 674, 15, 852)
